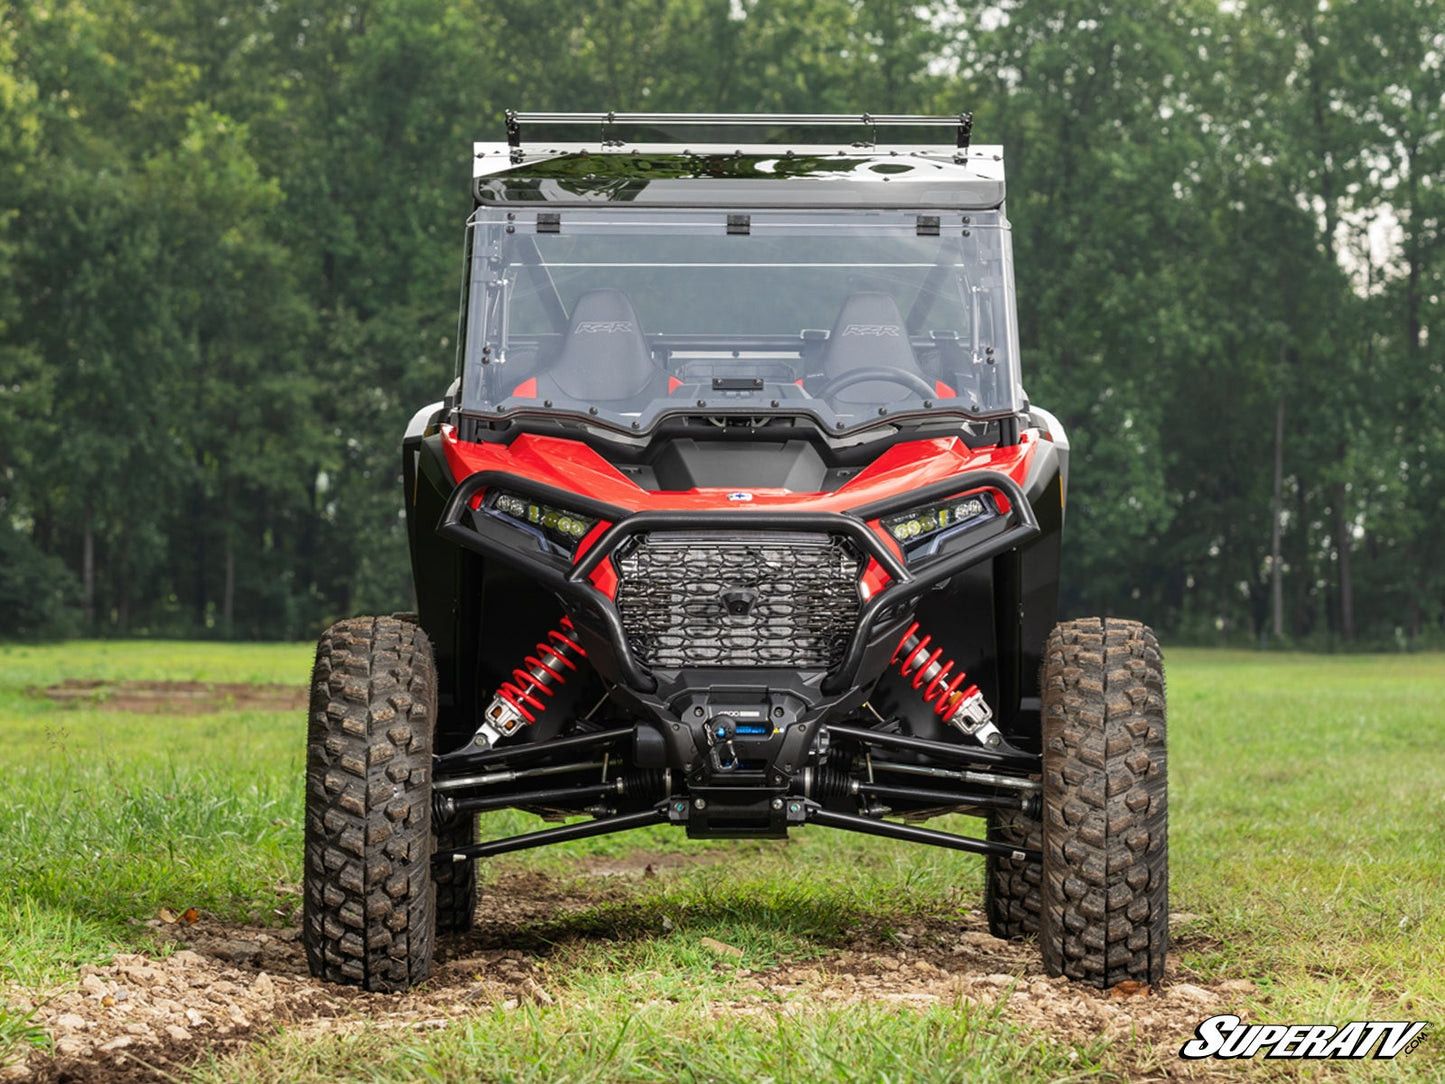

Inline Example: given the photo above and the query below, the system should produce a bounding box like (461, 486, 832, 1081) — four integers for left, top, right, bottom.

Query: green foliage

(0, 525, 80, 638)
(0, 0, 1441, 643)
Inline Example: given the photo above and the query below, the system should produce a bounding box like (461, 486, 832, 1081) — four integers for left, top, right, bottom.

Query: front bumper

(435, 467, 1040, 700)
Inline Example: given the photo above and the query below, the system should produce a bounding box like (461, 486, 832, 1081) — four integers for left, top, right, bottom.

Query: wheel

(303, 615, 437, 991)
(984, 805, 1042, 939)
(433, 810, 477, 934)
(1039, 617, 1167, 987)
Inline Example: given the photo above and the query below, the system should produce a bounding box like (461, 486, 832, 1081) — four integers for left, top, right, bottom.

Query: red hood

(441, 426, 1036, 513)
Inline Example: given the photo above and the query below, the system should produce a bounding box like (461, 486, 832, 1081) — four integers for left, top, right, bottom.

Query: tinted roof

(472, 143, 1006, 210)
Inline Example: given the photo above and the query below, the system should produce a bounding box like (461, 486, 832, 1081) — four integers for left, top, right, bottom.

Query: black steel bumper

(435, 468, 1040, 696)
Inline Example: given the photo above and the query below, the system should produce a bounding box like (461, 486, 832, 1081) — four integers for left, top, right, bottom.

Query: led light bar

(881, 493, 996, 550)
(488, 491, 597, 555)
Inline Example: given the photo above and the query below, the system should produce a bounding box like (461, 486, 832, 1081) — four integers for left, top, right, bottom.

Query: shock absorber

(892, 622, 994, 734)
(472, 617, 588, 749)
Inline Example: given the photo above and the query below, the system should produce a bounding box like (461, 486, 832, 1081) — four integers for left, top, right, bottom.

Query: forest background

(1, 0, 1441, 648)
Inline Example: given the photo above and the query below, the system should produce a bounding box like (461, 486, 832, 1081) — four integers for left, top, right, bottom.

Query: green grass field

(2, 640, 1442, 1080)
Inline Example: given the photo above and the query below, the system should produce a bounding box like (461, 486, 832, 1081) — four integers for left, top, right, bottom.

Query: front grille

(615, 531, 862, 670)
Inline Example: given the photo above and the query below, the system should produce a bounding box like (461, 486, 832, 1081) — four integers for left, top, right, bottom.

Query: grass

(1163, 649, 1445, 1079)
(0, 641, 309, 994)
(2, 640, 1443, 1080)
(190, 1002, 1107, 1084)
(0, 1002, 50, 1068)
(0, 639, 313, 688)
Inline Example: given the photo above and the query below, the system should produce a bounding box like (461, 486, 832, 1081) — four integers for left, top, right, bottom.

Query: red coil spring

(494, 617, 588, 725)
(892, 622, 978, 723)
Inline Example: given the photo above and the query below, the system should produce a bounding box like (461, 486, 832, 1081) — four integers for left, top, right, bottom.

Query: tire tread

(1040, 617, 1167, 986)
(432, 811, 477, 934)
(303, 616, 436, 992)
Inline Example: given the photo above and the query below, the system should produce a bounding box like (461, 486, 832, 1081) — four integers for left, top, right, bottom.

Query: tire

(303, 615, 437, 991)
(985, 805, 1042, 939)
(433, 810, 477, 934)
(1039, 617, 1167, 987)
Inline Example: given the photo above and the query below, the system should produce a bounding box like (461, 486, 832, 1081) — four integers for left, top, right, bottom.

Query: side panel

(405, 425, 481, 748)
(1007, 439, 1066, 750)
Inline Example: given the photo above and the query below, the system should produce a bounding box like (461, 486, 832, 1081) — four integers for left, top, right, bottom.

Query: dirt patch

(35, 680, 306, 714)
(6, 912, 552, 1084)
(7, 861, 1251, 1083)
(717, 925, 1250, 1079)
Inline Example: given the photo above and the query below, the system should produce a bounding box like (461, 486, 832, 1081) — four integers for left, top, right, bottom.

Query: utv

(302, 112, 1167, 993)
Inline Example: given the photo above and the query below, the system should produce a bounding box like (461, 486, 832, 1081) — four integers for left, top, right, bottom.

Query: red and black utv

(302, 112, 1167, 993)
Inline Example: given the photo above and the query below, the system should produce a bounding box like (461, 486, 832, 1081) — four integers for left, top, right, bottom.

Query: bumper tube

(435, 468, 1040, 698)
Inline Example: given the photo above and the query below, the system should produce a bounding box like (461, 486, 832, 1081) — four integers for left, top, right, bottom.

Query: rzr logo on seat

(575, 321, 635, 334)
(841, 324, 901, 337)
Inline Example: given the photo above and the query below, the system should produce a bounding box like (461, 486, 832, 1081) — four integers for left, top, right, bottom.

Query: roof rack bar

(504, 110, 974, 150)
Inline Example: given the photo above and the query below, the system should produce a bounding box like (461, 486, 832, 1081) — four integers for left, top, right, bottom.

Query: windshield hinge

(726, 214, 751, 235)
(916, 215, 940, 236)
(537, 213, 561, 234)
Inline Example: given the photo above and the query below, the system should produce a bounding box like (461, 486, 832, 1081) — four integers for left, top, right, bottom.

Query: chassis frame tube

(808, 805, 1039, 862)
(857, 782, 1026, 813)
(436, 782, 619, 818)
(433, 760, 607, 794)
(867, 758, 1042, 792)
(827, 723, 1039, 773)
(432, 806, 667, 863)
(434, 726, 632, 776)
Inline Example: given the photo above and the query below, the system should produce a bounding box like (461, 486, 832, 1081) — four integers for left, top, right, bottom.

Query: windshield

(458, 208, 1022, 435)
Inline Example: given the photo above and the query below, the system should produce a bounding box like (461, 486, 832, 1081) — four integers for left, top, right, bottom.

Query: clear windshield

(458, 208, 1022, 434)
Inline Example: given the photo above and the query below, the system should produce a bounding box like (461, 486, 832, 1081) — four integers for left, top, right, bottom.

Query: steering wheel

(819, 366, 937, 401)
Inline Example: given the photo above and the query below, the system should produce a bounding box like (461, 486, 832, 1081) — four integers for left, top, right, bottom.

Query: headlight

(486, 490, 598, 556)
(881, 493, 998, 556)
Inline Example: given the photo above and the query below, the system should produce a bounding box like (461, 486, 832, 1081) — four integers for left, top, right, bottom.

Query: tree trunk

(1336, 511, 1354, 642)
(1270, 395, 1285, 642)
(82, 525, 95, 630)
(1405, 542, 1423, 642)
(1333, 442, 1354, 642)
(192, 487, 207, 630)
(223, 538, 235, 639)
(1401, 139, 1425, 642)
(117, 540, 130, 634)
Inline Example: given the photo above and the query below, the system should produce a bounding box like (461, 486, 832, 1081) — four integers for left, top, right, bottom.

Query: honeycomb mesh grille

(615, 531, 862, 669)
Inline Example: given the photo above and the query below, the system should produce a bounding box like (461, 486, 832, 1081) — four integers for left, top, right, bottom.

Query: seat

(523, 289, 668, 407)
(817, 292, 929, 405)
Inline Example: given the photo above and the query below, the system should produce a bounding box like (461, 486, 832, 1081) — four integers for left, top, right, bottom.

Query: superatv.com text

(1180, 1015, 1431, 1059)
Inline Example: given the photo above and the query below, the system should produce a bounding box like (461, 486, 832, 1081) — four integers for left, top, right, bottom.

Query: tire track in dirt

(7, 860, 1249, 1083)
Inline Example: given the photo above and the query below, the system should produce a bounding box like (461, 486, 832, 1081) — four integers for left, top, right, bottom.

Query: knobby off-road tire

(304, 615, 437, 992)
(985, 806, 1042, 940)
(1039, 617, 1167, 987)
(391, 607, 476, 934)
(432, 810, 477, 935)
